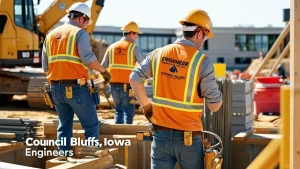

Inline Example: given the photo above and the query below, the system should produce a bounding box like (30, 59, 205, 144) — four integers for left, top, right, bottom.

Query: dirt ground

(0, 95, 149, 127)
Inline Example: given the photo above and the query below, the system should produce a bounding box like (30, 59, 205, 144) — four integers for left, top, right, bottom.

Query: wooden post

(268, 42, 290, 76)
(290, 0, 300, 168)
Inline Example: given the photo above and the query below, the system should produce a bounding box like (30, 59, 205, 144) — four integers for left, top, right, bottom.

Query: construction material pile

(231, 80, 254, 136)
(0, 118, 41, 142)
(203, 78, 232, 169)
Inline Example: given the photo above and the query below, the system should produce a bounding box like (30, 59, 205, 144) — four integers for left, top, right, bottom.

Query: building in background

(93, 25, 283, 71)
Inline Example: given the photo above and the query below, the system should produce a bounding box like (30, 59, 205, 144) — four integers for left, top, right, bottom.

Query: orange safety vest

(108, 40, 136, 84)
(151, 43, 206, 131)
(45, 24, 88, 81)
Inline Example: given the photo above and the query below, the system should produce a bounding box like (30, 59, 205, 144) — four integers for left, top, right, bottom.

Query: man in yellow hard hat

(42, 2, 111, 156)
(129, 9, 222, 169)
(101, 21, 145, 124)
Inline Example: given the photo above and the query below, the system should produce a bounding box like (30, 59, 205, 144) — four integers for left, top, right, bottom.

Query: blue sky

(36, 0, 290, 28)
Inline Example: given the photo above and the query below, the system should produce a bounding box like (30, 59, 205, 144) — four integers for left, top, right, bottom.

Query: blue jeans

(110, 84, 135, 124)
(51, 84, 99, 151)
(151, 130, 204, 169)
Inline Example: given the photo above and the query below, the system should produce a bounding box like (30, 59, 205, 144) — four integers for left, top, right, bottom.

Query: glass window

(262, 35, 268, 54)
(26, 0, 35, 31)
(217, 57, 224, 63)
(246, 35, 255, 51)
(203, 40, 208, 50)
(171, 36, 177, 43)
(255, 35, 262, 52)
(114, 35, 122, 42)
(148, 36, 155, 51)
(105, 35, 114, 45)
(235, 35, 247, 51)
(163, 37, 169, 45)
(14, 0, 24, 26)
(155, 37, 163, 48)
(140, 36, 148, 52)
(235, 57, 253, 64)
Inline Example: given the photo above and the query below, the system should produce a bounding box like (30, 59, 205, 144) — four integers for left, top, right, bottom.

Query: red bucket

(254, 77, 282, 114)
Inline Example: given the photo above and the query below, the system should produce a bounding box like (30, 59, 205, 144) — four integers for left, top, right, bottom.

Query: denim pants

(110, 84, 135, 124)
(151, 130, 204, 169)
(51, 84, 99, 151)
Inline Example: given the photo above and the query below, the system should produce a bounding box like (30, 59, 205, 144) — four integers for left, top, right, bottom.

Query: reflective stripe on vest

(108, 43, 136, 70)
(46, 27, 87, 69)
(152, 49, 205, 112)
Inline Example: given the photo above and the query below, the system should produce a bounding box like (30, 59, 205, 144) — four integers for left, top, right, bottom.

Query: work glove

(142, 103, 153, 123)
(100, 70, 111, 86)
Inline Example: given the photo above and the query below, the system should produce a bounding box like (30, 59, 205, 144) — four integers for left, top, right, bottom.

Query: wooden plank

(111, 164, 127, 169)
(268, 42, 290, 76)
(46, 158, 69, 169)
(290, 0, 300, 167)
(0, 132, 16, 139)
(253, 127, 280, 134)
(232, 134, 282, 145)
(232, 128, 254, 141)
(251, 22, 290, 80)
(0, 142, 24, 152)
(49, 155, 113, 169)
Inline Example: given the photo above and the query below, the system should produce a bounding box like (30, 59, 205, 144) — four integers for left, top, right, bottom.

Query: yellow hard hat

(121, 21, 142, 34)
(179, 9, 214, 38)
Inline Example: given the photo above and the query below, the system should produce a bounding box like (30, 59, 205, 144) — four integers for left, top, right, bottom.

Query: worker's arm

(134, 46, 145, 64)
(129, 51, 154, 107)
(41, 41, 48, 74)
(199, 57, 223, 112)
(100, 48, 110, 69)
(76, 30, 105, 73)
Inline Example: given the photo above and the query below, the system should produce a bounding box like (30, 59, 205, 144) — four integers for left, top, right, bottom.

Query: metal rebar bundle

(203, 78, 232, 169)
(0, 118, 41, 142)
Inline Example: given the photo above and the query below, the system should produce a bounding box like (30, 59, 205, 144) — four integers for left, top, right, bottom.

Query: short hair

(182, 22, 199, 38)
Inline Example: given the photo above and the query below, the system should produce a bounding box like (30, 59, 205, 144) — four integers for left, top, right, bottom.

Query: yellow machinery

(0, 0, 107, 108)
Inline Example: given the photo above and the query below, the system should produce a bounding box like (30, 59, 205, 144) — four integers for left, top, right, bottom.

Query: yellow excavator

(0, 0, 108, 108)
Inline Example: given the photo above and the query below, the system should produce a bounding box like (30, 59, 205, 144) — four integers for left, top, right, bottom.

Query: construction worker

(42, 2, 111, 155)
(129, 9, 223, 169)
(101, 21, 145, 124)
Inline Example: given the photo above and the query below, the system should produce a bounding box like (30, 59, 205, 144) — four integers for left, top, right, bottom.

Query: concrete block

(231, 113, 254, 125)
(232, 80, 254, 94)
(231, 121, 254, 136)
(232, 105, 253, 114)
(232, 101, 253, 108)
(232, 92, 253, 102)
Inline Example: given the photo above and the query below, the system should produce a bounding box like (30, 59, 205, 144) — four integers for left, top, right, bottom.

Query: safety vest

(45, 24, 88, 81)
(151, 43, 206, 131)
(108, 40, 136, 84)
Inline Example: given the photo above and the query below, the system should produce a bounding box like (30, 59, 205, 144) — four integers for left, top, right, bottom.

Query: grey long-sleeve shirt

(130, 39, 222, 104)
(100, 37, 145, 68)
(42, 20, 97, 72)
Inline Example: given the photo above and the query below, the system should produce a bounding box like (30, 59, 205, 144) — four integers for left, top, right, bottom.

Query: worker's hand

(100, 70, 111, 86)
(142, 103, 153, 123)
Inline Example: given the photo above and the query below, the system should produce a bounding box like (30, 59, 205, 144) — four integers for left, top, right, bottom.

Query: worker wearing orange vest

(42, 3, 111, 156)
(129, 9, 223, 169)
(101, 21, 145, 124)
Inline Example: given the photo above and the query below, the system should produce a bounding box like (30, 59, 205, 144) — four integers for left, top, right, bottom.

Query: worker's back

(108, 40, 136, 83)
(151, 43, 206, 131)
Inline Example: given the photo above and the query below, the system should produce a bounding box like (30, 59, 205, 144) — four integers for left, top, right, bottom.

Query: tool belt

(153, 125, 202, 136)
(110, 82, 135, 103)
(50, 80, 79, 85)
(41, 82, 54, 108)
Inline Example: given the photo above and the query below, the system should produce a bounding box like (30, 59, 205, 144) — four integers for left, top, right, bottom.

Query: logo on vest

(169, 65, 178, 73)
(162, 57, 189, 68)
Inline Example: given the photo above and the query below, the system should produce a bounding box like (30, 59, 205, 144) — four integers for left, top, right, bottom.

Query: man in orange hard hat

(101, 21, 145, 124)
(129, 9, 222, 169)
